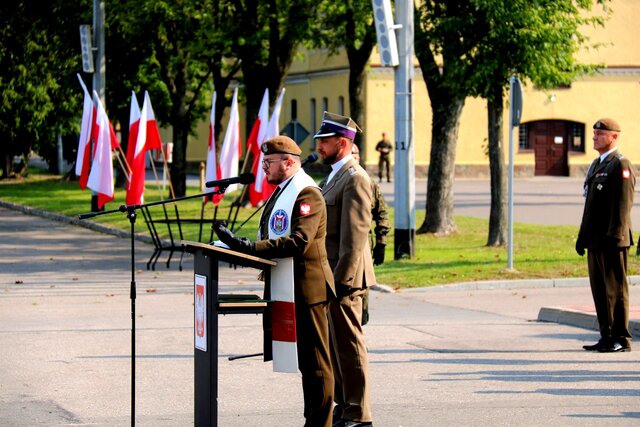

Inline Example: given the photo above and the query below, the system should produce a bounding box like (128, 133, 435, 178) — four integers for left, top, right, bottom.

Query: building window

(518, 123, 530, 150)
(568, 121, 585, 152)
(338, 96, 345, 115)
(291, 99, 297, 120)
(322, 97, 328, 114)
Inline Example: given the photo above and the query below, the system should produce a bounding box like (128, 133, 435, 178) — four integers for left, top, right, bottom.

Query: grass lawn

(2, 167, 638, 288)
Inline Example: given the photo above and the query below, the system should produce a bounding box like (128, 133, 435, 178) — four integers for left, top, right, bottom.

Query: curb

(400, 276, 640, 292)
(538, 306, 640, 339)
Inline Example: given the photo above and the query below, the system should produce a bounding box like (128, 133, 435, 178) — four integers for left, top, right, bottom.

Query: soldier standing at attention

(375, 132, 392, 183)
(315, 111, 374, 427)
(576, 118, 635, 353)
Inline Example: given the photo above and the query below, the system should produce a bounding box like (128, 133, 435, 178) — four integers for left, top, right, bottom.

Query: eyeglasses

(262, 158, 288, 167)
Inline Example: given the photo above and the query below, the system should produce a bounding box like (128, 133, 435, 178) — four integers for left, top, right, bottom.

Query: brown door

(530, 120, 569, 176)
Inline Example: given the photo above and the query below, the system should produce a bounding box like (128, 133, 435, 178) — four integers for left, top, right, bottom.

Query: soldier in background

(351, 144, 389, 325)
(375, 132, 392, 183)
(576, 118, 635, 353)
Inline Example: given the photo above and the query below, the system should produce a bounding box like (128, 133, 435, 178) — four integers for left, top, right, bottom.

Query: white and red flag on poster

(125, 91, 162, 205)
(87, 92, 119, 209)
(246, 89, 272, 206)
(217, 88, 242, 196)
(204, 92, 224, 205)
(74, 74, 96, 190)
(260, 88, 286, 201)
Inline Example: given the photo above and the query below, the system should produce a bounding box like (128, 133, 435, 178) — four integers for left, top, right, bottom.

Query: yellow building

(187, 0, 640, 178)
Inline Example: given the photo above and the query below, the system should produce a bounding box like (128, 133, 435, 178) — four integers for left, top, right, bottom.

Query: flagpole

(114, 148, 132, 183)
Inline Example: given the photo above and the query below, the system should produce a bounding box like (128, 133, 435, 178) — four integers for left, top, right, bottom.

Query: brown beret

(593, 118, 621, 132)
(261, 135, 301, 156)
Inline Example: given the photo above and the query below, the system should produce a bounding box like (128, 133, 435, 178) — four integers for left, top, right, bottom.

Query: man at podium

(213, 136, 336, 427)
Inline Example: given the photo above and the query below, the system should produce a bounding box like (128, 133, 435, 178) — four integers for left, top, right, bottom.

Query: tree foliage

(466, 0, 609, 246)
(415, 0, 609, 238)
(415, 0, 481, 235)
(314, 0, 377, 153)
(0, 0, 87, 178)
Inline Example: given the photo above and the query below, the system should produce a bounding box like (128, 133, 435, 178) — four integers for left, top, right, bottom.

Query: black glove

(335, 282, 351, 299)
(212, 223, 255, 252)
(575, 241, 585, 256)
(373, 243, 386, 265)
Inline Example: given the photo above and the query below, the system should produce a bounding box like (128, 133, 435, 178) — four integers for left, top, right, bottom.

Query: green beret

(261, 136, 302, 156)
(593, 118, 621, 132)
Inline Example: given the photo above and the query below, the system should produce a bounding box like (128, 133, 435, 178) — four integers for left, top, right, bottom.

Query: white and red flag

(260, 88, 286, 201)
(86, 92, 119, 209)
(125, 91, 162, 205)
(204, 92, 224, 205)
(218, 88, 241, 195)
(246, 89, 271, 206)
(74, 74, 96, 189)
(124, 91, 141, 204)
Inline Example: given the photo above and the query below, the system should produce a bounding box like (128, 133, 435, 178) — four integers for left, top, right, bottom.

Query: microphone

(205, 173, 255, 188)
(302, 153, 318, 167)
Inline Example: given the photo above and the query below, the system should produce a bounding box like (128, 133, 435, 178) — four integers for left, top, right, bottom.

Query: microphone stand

(78, 187, 228, 426)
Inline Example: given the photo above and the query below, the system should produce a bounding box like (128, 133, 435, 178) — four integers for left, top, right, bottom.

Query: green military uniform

(577, 150, 635, 350)
(362, 180, 389, 325)
(375, 137, 392, 182)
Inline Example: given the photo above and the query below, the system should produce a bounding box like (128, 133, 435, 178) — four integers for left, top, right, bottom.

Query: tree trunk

(345, 15, 375, 162)
(348, 65, 365, 154)
(486, 92, 507, 246)
(170, 120, 189, 197)
(417, 96, 464, 235)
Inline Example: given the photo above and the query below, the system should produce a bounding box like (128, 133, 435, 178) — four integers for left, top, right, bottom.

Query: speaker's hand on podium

(212, 222, 255, 252)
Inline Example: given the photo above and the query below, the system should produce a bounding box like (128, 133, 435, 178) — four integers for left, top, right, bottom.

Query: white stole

(263, 170, 318, 373)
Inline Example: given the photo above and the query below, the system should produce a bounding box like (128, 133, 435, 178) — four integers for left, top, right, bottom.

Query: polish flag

(125, 91, 162, 205)
(74, 74, 96, 189)
(87, 92, 118, 209)
(259, 88, 286, 201)
(140, 91, 163, 151)
(247, 89, 271, 206)
(204, 92, 224, 205)
(124, 91, 141, 204)
(218, 88, 241, 195)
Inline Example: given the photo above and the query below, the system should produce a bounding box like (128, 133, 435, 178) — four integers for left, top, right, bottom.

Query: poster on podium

(195, 274, 207, 351)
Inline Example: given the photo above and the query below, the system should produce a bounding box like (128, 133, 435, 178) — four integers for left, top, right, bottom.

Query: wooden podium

(182, 241, 277, 427)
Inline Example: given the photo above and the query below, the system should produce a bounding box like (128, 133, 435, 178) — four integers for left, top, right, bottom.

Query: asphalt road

(1, 206, 640, 426)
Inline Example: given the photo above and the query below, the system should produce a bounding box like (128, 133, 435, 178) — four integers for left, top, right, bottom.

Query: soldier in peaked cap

(214, 135, 336, 426)
(577, 118, 635, 353)
(315, 112, 375, 426)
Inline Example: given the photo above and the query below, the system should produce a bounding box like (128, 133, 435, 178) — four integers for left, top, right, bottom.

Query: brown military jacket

(577, 151, 636, 249)
(322, 158, 376, 289)
(254, 186, 335, 305)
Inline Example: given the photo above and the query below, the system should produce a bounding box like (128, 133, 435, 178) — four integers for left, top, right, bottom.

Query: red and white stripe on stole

(270, 257, 298, 373)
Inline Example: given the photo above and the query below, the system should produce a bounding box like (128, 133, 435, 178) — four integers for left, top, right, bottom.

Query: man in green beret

(577, 118, 635, 353)
(214, 135, 336, 426)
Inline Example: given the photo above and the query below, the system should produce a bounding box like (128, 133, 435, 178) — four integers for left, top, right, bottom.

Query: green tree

(467, 0, 609, 246)
(228, 0, 325, 134)
(414, 0, 480, 235)
(0, 1, 87, 178)
(117, 0, 235, 197)
(314, 0, 377, 153)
